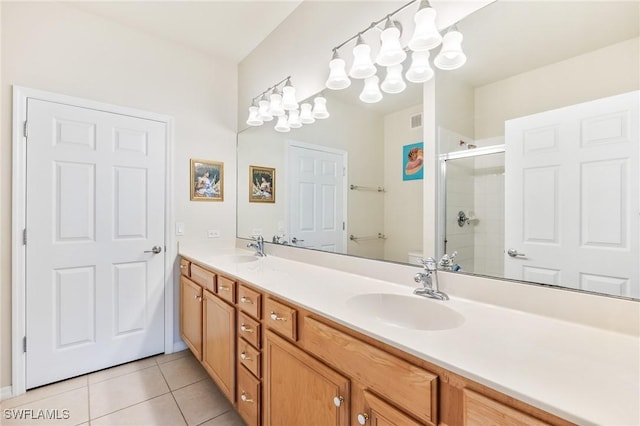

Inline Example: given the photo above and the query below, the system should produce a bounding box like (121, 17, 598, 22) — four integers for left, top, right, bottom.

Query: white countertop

(179, 246, 640, 426)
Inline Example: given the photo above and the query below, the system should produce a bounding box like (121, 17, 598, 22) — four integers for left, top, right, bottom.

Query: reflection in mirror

(237, 88, 424, 264)
(436, 1, 639, 299)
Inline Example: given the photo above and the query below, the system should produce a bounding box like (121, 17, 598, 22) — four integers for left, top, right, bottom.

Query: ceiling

(67, 0, 303, 63)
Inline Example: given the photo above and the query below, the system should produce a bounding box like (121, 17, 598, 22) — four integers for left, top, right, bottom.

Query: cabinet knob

(357, 413, 369, 425)
(194, 295, 202, 302)
(240, 352, 251, 361)
(270, 311, 287, 322)
(179, 265, 186, 269)
(240, 296, 253, 304)
(240, 324, 254, 333)
(219, 286, 230, 292)
(333, 396, 344, 407)
(240, 392, 254, 403)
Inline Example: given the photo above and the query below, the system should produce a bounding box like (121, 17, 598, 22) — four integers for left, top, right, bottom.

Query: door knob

(144, 246, 162, 254)
(291, 237, 304, 244)
(507, 248, 525, 257)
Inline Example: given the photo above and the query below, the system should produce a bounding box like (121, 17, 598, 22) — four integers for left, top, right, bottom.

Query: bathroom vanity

(178, 247, 639, 426)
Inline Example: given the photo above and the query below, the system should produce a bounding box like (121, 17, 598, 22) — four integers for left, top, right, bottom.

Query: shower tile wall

(445, 161, 475, 271)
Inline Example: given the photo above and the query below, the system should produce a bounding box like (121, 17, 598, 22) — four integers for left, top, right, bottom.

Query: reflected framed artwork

(403, 142, 424, 181)
(190, 159, 224, 201)
(249, 165, 275, 203)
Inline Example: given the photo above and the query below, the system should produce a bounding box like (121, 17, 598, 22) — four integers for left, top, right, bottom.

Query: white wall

(383, 104, 423, 263)
(475, 37, 640, 139)
(0, 2, 237, 390)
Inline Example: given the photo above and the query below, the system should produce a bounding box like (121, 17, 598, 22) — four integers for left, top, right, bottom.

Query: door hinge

(343, 167, 346, 177)
(23, 229, 27, 245)
(24, 121, 29, 138)
(343, 222, 345, 231)
(23, 336, 27, 353)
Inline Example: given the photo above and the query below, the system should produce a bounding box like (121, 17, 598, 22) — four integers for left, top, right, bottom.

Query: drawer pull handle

(333, 396, 344, 407)
(240, 392, 254, 403)
(240, 352, 252, 361)
(194, 295, 202, 302)
(240, 296, 253, 304)
(219, 286, 230, 292)
(357, 413, 369, 425)
(270, 312, 287, 321)
(240, 324, 254, 333)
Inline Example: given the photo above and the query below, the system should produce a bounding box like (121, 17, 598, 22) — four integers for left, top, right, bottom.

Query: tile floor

(0, 350, 246, 426)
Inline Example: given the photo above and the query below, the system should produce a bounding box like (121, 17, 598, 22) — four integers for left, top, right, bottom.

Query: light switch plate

(175, 222, 184, 236)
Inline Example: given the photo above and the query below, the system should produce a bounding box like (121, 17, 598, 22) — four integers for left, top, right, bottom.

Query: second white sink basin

(346, 293, 464, 331)
(224, 255, 259, 263)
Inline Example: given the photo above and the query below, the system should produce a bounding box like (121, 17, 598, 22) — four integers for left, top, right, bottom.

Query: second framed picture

(249, 165, 275, 203)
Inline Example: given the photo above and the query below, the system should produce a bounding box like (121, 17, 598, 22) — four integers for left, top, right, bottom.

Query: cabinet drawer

(238, 312, 261, 349)
(238, 338, 261, 378)
(216, 275, 236, 304)
(238, 284, 262, 320)
(179, 258, 191, 277)
(190, 263, 216, 293)
(264, 297, 297, 341)
(302, 316, 438, 425)
(463, 389, 551, 426)
(237, 365, 261, 426)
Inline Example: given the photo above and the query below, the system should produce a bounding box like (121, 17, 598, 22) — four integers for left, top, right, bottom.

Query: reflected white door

(505, 91, 639, 298)
(26, 99, 166, 388)
(288, 142, 347, 253)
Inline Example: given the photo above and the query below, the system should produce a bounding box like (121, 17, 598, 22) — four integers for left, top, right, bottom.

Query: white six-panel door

(288, 143, 347, 253)
(505, 91, 639, 298)
(26, 99, 166, 388)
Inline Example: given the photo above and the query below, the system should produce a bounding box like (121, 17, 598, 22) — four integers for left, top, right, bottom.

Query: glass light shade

(381, 65, 406, 94)
(326, 57, 351, 90)
(288, 109, 302, 128)
(282, 85, 298, 110)
(434, 30, 466, 70)
(268, 91, 285, 116)
(405, 50, 434, 83)
(376, 23, 406, 67)
(258, 98, 273, 122)
(274, 114, 290, 132)
(246, 106, 263, 126)
(312, 96, 330, 119)
(299, 103, 315, 124)
(349, 37, 376, 79)
(359, 76, 383, 103)
(408, 6, 442, 51)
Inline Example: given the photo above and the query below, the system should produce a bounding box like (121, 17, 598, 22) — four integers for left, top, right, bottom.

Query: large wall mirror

(238, 0, 639, 300)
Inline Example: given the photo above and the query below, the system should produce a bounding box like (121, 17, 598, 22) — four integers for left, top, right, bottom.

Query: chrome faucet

(247, 235, 266, 257)
(413, 257, 449, 301)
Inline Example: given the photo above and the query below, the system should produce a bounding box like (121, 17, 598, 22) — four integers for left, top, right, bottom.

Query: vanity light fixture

(258, 92, 273, 122)
(299, 102, 316, 124)
(323, 0, 467, 104)
(245, 99, 263, 127)
(274, 114, 291, 132)
(312, 94, 330, 119)
(281, 78, 299, 110)
(288, 108, 302, 128)
(268, 86, 285, 117)
(434, 26, 467, 70)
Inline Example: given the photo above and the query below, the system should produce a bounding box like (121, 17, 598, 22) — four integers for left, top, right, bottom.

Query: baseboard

(1, 385, 13, 401)
(173, 340, 188, 353)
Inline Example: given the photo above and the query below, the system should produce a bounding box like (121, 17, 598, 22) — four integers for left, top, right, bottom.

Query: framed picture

(190, 159, 224, 201)
(249, 165, 275, 203)
(403, 142, 424, 181)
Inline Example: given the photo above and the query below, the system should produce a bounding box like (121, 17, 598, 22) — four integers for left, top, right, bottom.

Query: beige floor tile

(199, 410, 246, 426)
(1, 387, 89, 426)
(89, 366, 169, 419)
(88, 357, 157, 385)
(173, 379, 232, 425)
(91, 393, 186, 426)
(1, 376, 88, 410)
(153, 350, 190, 365)
(157, 355, 207, 391)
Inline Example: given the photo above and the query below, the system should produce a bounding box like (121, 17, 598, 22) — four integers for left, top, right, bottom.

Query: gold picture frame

(190, 159, 224, 201)
(249, 165, 275, 203)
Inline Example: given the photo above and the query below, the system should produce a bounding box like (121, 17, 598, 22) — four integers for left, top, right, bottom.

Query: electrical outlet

(175, 222, 185, 236)
(207, 229, 220, 238)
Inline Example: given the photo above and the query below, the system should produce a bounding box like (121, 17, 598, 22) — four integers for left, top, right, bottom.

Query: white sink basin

(224, 255, 259, 263)
(346, 293, 464, 331)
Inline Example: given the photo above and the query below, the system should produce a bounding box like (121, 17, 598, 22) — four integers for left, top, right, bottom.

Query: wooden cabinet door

(202, 291, 236, 402)
(180, 277, 202, 360)
(264, 331, 349, 426)
(359, 390, 423, 426)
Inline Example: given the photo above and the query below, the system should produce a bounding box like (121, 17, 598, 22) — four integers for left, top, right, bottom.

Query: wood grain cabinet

(179, 276, 202, 360)
(202, 290, 236, 402)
